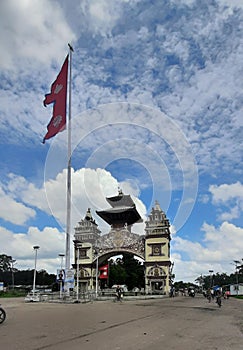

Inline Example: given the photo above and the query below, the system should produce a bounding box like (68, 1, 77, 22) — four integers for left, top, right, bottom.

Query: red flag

(99, 264, 109, 279)
(43, 55, 68, 143)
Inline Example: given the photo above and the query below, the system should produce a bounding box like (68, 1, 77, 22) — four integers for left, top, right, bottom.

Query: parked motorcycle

(0, 305, 6, 324)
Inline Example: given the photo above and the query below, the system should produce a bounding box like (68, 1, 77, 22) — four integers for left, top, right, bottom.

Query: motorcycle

(188, 289, 195, 297)
(0, 305, 6, 324)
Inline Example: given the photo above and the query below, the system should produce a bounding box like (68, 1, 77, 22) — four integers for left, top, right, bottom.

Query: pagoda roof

(96, 206, 141, 226)
(97, 190, 142, 226)
(106, 194, 135, 208)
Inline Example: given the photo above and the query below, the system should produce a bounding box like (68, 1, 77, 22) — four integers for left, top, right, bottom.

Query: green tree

(0, 268, 56, 287)
(193, 272, 243, 291)
(0, 254, 12, 272)
(108, 260, 127, 287)
(108, 254, 144, 290)
(122, 253, 144, 290)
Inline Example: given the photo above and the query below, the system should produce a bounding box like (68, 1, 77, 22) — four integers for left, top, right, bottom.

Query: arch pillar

(144, 201, 172, 295)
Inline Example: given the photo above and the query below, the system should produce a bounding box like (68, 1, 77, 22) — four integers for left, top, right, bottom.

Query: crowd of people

(169, 286, 231, 308)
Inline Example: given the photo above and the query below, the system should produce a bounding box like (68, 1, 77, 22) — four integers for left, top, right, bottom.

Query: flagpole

(65, 43, 74, 273)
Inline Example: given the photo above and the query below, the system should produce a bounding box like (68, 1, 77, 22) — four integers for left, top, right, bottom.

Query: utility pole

(233, 260, 240, 296)
(209, 270, 214, 288)
(33, 246, 40, 295)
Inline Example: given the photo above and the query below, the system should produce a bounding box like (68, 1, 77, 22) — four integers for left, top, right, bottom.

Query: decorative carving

(80, 267, 90, 278)
(93, 227, 145, 259)
(147, 265, 166, 277)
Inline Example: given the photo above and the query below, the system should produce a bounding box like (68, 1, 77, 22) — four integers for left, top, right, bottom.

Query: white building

(230, 283, 243, 296)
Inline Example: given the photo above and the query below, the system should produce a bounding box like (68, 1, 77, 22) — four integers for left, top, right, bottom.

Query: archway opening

(93, 250, 145, 292)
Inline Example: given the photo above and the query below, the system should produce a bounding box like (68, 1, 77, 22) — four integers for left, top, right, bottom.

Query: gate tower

(144, 201, 172, 294)
(73, 208, 101, 292)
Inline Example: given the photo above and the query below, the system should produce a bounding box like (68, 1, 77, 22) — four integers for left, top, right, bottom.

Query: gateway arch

(73, 190, 172, 295)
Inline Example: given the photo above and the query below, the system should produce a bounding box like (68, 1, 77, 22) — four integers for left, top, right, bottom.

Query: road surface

(0, 295, 242, 350)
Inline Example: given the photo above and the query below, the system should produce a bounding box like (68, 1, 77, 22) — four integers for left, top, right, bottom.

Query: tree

(0, 254, 12, 272)
(193, 271, 243, 291)
(108, 260, 127, 287)
(108, 254, 145, 290)
(0, 268, 56, 287)
(122, 253, 144, 290)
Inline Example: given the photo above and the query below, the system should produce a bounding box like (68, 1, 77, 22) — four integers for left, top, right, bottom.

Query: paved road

(0, 295, 242, 350)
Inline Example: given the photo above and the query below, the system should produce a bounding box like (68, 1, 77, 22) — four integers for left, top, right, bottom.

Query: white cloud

(0, 167, 148, 272)
(209, 182, 243, 221)
(0, 186, 35, 225)
(218, 206, 240, 221)
(209, 182, 243, 203)
(172, 221, 243, 281)
(2, 166, 147, 231)
(88, 0, 122, 34)
(0, 225, 65, 273)
(170, 225, 177, 236)
(219, 0, 243, 9)
(0, 0, 76, 69)
(67, 103, 198, 231)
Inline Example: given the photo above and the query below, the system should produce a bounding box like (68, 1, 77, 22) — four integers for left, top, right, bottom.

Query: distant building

(230, 283, 243, 296)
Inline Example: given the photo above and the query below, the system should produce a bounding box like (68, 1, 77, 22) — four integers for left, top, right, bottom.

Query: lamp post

(95, 253, 99, 299)
(76, 243, 81, 303)
(209, 270, 214, 288)
(33, 246, 40, 295)
(94, 245, 101, 299)
(76, 249, 80, 303)
(233, 260, 240, 296)
(58, 254, 65, 299)
(73, 240, 82, 303)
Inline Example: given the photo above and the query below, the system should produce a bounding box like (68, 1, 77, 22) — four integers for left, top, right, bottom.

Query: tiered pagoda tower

(96, 189, 142, 231)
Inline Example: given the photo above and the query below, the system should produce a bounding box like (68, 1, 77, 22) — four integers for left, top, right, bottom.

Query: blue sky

(0, 0, 242, 282)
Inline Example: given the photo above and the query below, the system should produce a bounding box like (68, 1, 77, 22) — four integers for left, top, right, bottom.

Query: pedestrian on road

(207, 289, 212, 303)
(116, 285, 122, 302)
(216, 290, 222, 307)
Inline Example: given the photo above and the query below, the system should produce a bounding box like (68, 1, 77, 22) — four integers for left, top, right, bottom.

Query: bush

(0, 290, 26, 298)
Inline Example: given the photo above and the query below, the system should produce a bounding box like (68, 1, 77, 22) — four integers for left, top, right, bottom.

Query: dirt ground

(0, 295, 242, 350)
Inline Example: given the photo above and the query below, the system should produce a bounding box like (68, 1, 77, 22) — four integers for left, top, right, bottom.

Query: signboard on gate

(57, 269, 65, 282)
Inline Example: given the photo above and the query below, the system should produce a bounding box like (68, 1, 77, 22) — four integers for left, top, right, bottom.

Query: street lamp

(32, 246, 40, 295)
(233, 260, 240, 296)
(94, 245, 102, 299)
(73, 240, 82, 303)
(209, 270, 214, 288)
(58, 254, 65, 299)
(95, 253, 99, 299)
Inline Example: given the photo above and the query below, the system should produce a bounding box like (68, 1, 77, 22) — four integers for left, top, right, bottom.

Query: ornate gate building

(73, 190, 172, 295)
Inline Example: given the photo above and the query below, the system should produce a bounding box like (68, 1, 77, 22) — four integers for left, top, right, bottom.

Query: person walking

(116, 285, 122, 302)
(207, 288, 212, 303)
(216, 290, 222, 307)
